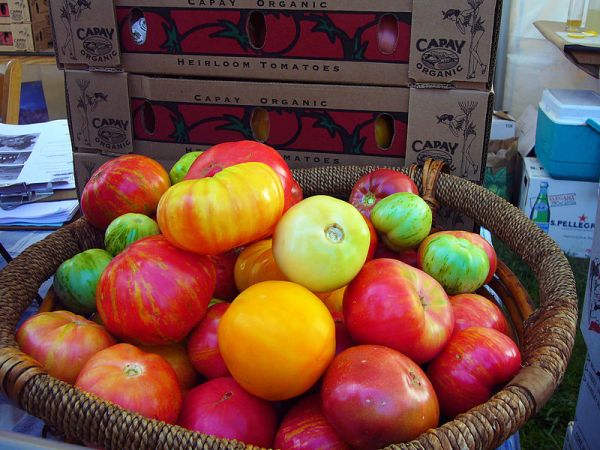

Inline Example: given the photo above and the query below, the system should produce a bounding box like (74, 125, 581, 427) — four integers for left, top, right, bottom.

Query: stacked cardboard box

(0, 0, 52, 52)
(49, 0, 501, 228)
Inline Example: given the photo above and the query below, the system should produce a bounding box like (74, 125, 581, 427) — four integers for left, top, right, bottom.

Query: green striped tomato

(16, 310, 115, 384)
(81, 155, 171, 230)
(97, 235, 216, 345)
(104, 213, 160, 256)
(157, 162, 284, 255)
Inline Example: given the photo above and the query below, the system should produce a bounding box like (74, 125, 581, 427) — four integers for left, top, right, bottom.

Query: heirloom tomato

(418, 232, 490, 294)
(81, 154, 170, 229)
(138, 343, 198, 392)
(427, 327, 521, 418)
(210, 249, 240, 301)
(75, 343, 182, 423)
(234, 239, 287, 292)
(178, 377, 278, 448)
(316, 285, 347, 314)
(371, 192, 432, 252)
(344, 259, 454, 364)
(104, 213, 160, 256)
(272, 196, 370, 293)
(17, 311, 115, 384)
(97, 235, 216, 345)
(321, 345, 440, 450)
(349, 168, 418, 219)
(218, 281, 336, 401)
(158, 162, 284, 255)
(53, 248, 113, 315)
(169, 151, 202, 184)
(274, 394, 350, 450)
(450, 293, 509, 335)
(187, 302, 231, 379)
(185, 140, 296, 212)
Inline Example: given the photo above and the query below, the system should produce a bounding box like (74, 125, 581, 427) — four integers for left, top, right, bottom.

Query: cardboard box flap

(50, 0, 120, 68)
(409, 0, 501, 86)
(65, 71, 132, 154)
(405, 87, 493, 182)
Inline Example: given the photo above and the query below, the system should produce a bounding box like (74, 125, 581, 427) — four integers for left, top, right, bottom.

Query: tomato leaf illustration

(210, 20, 251, 51)
(216, 115, 254, 140)
(309, 15, 343, 44)
(313, 112, 340, 138)
(160, 22, 182, 54)
(169, 113, 189, 143)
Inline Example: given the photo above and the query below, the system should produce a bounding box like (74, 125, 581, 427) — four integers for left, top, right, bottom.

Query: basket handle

(408, 158, 449, 228)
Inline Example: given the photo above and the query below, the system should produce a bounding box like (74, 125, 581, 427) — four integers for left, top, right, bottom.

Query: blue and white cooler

(536, 89, 600, 182)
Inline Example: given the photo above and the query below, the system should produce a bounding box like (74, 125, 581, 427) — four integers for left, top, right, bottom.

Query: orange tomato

(234, 239, 287, 292)
(138, 343, 198, 392)
(316, 285, 347, 314)
(157, 162, 284, 255)
(218, 281, 336, 401)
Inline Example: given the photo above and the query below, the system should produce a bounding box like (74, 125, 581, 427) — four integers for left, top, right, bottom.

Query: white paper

(0, 200, 79, 225)
(0, 120, 74, 189)
(556, 31, 600, 47)
(516, 104, 539, 157)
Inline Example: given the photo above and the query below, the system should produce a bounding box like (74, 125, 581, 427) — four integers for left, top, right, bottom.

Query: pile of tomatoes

(16, 141, 522, 450)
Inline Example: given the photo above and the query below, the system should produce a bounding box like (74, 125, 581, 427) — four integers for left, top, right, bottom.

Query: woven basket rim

(0, 164, 578, 450)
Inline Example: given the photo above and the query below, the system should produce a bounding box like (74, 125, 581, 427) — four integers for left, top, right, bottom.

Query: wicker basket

(0, 162, 578, 450)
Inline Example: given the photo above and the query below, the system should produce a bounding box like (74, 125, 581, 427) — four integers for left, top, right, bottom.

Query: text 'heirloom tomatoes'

(158, 162, 284, 255)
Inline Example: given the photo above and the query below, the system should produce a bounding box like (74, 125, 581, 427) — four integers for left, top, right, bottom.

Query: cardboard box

(49, 0, 501, 89)
(0, 0, 48, 24)
(63, 70, 493, 182)
(518, 156, 598, 258)
(0, 19, 50, 52)
(491, 111, 516, 141)
(581, 198, 600, 364)
(570, 355, 600, 450)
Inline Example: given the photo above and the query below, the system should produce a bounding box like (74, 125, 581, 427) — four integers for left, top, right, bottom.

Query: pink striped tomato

(16, 310, 115, 384)
(97, 235, 216, 345)
(81, 155, 170, 229)
(75, 343, 182, 423)
(157, 162, 284, 255)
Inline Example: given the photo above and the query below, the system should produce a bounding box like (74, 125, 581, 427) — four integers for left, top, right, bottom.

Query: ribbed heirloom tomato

(218, 281, 336, 401)
(158, 162, 284, 255)
(234, 239, 287, 292)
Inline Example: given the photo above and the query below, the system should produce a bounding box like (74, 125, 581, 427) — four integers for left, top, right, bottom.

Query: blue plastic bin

(535, 89, 600, 182)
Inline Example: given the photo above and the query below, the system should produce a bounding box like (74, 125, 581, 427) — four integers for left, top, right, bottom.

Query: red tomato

(364, 216, 378, 262)
(158, 162, 284, 255)
(75, 343, 182, 423)
(344, 258, 454, 364)
(321, 345, 439, 449)
(373, 243, 419, 267)
(16, 311, 115, 384)
(234, 239, 287, 292)
(138, 343, 199, 393)
(178, 377, 278, 448)
(187, 302, 230, 379)
(450, 293, 509, 335)
(185, 140, 295, 212)
(97, 235, 216, 345)
(289, 178, 304, 207)
(274, 394, 350, 450)
(209, 249, 240, 301)
(348, 169, 418, 219)
(427, 327, 521, 418)
(331, 311, 355, 356)
(419, 230, 497, 284)
(81, 155, 170, 229)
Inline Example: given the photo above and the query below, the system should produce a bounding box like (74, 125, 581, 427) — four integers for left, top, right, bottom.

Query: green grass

(492, 237, 589, 450)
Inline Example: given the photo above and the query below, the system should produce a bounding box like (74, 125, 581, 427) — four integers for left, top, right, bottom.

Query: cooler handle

(585, 118, 600, 134)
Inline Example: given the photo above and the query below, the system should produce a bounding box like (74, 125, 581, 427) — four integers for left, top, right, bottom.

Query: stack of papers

(0, 120, 78, 227)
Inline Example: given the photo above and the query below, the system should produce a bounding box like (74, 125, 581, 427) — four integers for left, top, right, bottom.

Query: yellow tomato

(234, 239, 287, 292)
(157, 162, 284, 255)
(218, 281, 336, 401)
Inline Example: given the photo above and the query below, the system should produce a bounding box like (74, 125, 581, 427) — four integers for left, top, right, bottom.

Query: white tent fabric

(501, 0, 599, 118)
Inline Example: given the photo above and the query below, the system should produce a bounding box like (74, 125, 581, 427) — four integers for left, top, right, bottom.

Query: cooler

(535, 89, 600, 182)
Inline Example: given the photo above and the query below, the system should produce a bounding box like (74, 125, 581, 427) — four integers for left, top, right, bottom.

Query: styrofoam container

(536, 89, 600, 181)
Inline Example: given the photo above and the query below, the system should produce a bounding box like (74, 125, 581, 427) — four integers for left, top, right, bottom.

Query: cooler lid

(540, 89, 600, 125)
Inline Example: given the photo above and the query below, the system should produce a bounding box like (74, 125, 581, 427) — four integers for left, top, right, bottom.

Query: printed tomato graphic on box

(131, 99, 407, 158)
(117, 7, 411, 63)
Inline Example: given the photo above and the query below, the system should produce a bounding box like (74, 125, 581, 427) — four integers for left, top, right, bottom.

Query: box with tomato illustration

(64, 70, 493, 184)
(0, 0, 49, 24)
(49, 0, 500, 89)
